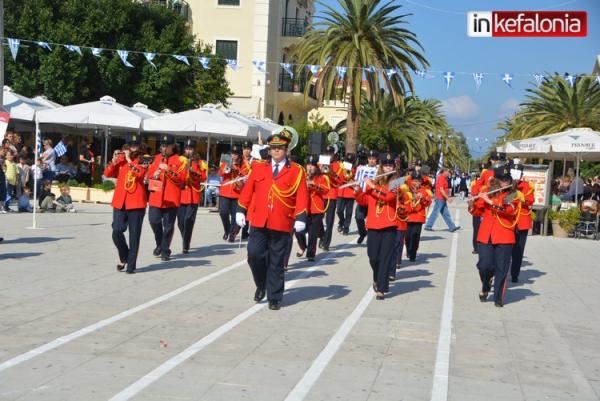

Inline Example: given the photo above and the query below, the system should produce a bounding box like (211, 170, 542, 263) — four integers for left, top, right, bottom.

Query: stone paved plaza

(0, 202, 599, 401)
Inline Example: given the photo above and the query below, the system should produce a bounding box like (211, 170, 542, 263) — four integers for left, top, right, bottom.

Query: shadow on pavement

(284, 284, 351, 306)
(0, 252, 43, 260)
(420, 235, 445, 241)
(395, 268, 434, 280)
(387, 279, 435, 299)
(513, 268, 546, 286)
(135, 258, 211, 273)
(183, 243, 238, 259)
(0, 236, 74, 245)
(285, 269, 328, 281)
(505, 288, 539, 305)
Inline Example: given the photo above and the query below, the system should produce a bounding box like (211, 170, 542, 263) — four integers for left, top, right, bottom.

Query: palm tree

(292, 0, 428, 153)
(498, 75, 600, 140)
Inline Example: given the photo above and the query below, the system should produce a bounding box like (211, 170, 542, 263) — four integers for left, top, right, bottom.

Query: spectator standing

(4, 150, 18, 211)
(55, 156, 77, 183)
(0, 148, 6, 213)
(424, 168, 460, 232)
(78, 140, 96, 187)
(17, 156, 31, 196)
(41, 139, 56, 181)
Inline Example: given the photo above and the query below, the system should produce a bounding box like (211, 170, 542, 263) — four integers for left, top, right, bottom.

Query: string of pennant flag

(4, 36, 600, 90)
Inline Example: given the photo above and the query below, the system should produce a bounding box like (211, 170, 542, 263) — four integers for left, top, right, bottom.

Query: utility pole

(0, 0, 4, 111)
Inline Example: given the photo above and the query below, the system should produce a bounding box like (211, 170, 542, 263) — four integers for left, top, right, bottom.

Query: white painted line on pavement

(430, 209, 460, 401)
(108, 240, 357, 401)
(284, 286, 373, 401)
(0, 259, 248, 372)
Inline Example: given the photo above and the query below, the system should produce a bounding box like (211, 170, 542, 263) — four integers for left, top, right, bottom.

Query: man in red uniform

(510, 160, 534, 282)
(236, 129, 308, 310)
(240, 141, 253, 239)
(219, 145, 250, 242)
(296, 154, 329, 262)
(147, 134, 187, 261)
(337, 152, 357, 235)
(475, 166, 521, 307)
(177, 139, 207, 254)
(319, 146, 343, 251)
(104, 134, 147, 274)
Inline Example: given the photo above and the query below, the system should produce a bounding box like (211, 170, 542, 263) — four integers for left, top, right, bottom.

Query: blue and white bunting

(336, 66, 347, 81)
(144, 52, 157, 68)
(173, 55, 190, 66)
(64, 44, 82, 56)
(281, 63, 294, 78)
(198, 57, 210, 69)
(416, 70, 426, 78)
(564, 73, 576, 88)
(533, 73, 545, 87)
(252, 60, 266, 72)
(443, 71, 454, 90)
(36, 41, 52, 52)
(365, 65, 377, 74)
(91, 47, 102, 57)
(384, 68, 397, 80)
(8, 38, 20, 61)
(307, 64, 320, 75)
(117, 50, 134, 68)
(502, 73, 513, 88)
(226, 59, 238, 70)
(473, 73, 484, 91)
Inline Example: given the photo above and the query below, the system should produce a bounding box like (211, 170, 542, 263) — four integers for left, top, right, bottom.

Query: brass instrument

(339, 170, 396, 189)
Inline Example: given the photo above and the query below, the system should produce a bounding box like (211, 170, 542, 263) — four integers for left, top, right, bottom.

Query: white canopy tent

(498, 127, 600, 200)
(32, 96, 62, 110)
(3, 86, 52, 122)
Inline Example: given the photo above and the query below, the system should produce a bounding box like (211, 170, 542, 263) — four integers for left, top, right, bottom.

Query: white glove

(294, 221, 306, 232)
(235, 212, 246, 227)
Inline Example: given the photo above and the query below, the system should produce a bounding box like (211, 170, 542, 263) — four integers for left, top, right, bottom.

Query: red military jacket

(323, 161, 344, 200)
(515, 180, 534, 231)
(475, 188, 521, 244)
(103, 155, 147, 210)
(395, 186, 413, 231)
(181, 158, 208, 205)
(355, 183, 397, 230)
(219, 160, 250, 199)
(238, 159, 308, 233)
(406, 186, 433, 223)
(307, 174, 329, 215)
(469, 178, 485, 217)
(147, 153, 187, 208)
(338, 166, 357, 199)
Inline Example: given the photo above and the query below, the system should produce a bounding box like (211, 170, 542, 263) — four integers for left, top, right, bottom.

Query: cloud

(440, 96, 480, 120)
(498, 98, 521, 117)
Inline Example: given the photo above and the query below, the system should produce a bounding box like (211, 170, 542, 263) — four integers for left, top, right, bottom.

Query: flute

(338, 170, 396, 189)
(221, 175, 248, 187)
(467, 185, 513, 201)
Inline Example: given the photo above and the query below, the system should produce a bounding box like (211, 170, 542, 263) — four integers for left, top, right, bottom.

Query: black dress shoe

(153, 247, 161, 257)
(494, 301, 503, 307)
(116, 262, 126, 272)
(222, 233, 228, 241)
(161, 253, 171, 261)
(322, 246, 329, 252)
(511, 276, 518, 283)
(478, 292, 488, 302)
(126, 269, 136, 274)
(375, 292, 385, 300)
(357, 234, 366, 244)
(307, 256, 315, 262)
(182, 248, 189, 254)
(337, 226, 343, 233)
(472, 250, 478, 254)
(296, 248, 305, 257)
(342, 230, 349, 236)
(318, 239, 324, 249)
(409, 257, 416, 262)
(253, 288, 265, 302)
(388, 275, 396, 282)
(268, 300, 281, 310)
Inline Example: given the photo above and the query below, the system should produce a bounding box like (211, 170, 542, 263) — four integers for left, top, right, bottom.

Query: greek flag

(336, 66, 347, 80)
(54, 140, 67, 158)
(226, 59, 238, 70)
(91, 48, 103, 57)
(36, 127, 42, 157)
(144, 52, 157, 68)
(473, 73, 484, 91)
(307, 64, 320, 75)
(502, 73, 513, 88)
(64, 44, 82, 56)
(173, 55, 190, 65)
(117, 50, 134, 68)
(564, 73, 576, 88)
(384, 68, 397, 80)
(37, 41, 52, 51)
(281, 63, 294, 78)
(8, 38, 20, 61)
(533, 73, 545, 87)
(443, 72, 454, 90)
(252, 60, 266, 72)
(436, 151, 444, 176)
(198, 57, 210, 69)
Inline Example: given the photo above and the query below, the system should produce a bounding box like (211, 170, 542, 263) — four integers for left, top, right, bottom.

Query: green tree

(292, 0, 428, 153)
(4, 0, 231, 110)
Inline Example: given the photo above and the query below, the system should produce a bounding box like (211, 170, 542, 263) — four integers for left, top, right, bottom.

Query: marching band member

(219, 145, 250, 242)
(147, 134, 187, 261)
(241, 141, 253, 239)
(510, 160, 534, 282)
(405, 171, 433, 262)
(104, 134, 147, 274)
(318, 146, 344, 251)
(393, 181, 413, 275)
(337, 152, 357, 235)
(236, 129, 308, 310)
(354, 152, 397, 300)
(177, 139, 207, 254)
(468, 169, 485, 254)
(295, 154, 329, 262)
(354, 149, 378, 244)
(406, 160, 432, 191)
(475, 165, 522, 307)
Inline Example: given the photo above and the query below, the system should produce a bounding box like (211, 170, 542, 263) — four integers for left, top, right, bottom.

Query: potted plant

(88, 179, 115, 204)
(549, 207, 580, 238)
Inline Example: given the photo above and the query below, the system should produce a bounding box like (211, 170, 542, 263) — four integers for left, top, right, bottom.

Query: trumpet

(321, 164, 330, 174)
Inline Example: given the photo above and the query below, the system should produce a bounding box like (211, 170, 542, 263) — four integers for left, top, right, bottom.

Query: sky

(315, 0, 600, 157)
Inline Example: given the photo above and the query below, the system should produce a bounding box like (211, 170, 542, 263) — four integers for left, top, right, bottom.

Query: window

(216, 40, 238, 61)
(218, 0, 240, 5)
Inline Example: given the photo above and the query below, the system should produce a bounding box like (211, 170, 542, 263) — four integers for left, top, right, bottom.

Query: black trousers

(247, 227, 290, 301)
(112, 207, 145, 272)
(336, 197, 354, 232)
(511, 229, 528, 278)
(283, 232, 294, 268)
(219, 196, 237, 236)
(177, 203, 198, 251)
(477, 242, 512, 304)
(320, 199, 337, 248)
(149, 206, 178, 255)
(393, 229, 406, 269)
(295, 213, 324, 258)
(367, 227, 396, 293)
(405, 223, 423, 260)
(472, 215, 482, 252)
(355, 204, 368, 238)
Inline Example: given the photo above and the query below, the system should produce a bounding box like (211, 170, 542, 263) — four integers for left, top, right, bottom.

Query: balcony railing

(278, 69, 317, 99)
(138, 0, 189, 19)
(281, 18, 308, 37)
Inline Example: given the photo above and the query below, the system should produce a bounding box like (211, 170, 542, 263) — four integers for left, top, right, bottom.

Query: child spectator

(54, 184, 75, 213)
(38, 180, 56, 212)
(3, 150, 17, 211)
(17, 155, 31, 196)
(18, 187, 33, 213)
